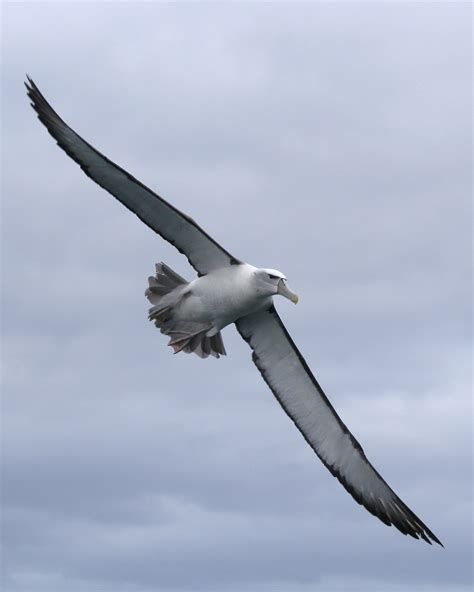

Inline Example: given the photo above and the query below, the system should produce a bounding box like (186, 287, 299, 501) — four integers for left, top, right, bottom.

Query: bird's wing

(236, 305, 442, 545)
(25, 78, 239, 276)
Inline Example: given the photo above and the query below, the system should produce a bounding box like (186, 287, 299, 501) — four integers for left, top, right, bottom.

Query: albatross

(25, 77, 442, 546)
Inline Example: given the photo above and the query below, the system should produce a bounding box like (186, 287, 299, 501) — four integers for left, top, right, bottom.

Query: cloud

(2, 2, 472, 592)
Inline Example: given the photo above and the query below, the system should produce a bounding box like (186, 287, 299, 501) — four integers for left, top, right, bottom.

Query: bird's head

(254, 268, 299, 304)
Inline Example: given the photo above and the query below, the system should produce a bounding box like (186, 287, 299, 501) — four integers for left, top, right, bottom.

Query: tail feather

(201, 337, 211, 357)
(168, 328, 223, 359)
(147, 284, 171, 297)
(210, 333, 227, 356)
(154, 273, 178, 289)
(145, 261, 188, 305)
(145, 261, 226, 359)
(148, 305, 172, 324)
(155, 262, 187, 286)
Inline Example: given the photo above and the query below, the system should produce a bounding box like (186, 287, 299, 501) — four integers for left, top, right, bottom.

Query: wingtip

(24, 76, 38, 106)
(419, 521, 443, 547)
(24, 74, 34, 91)
(415, 527, 443, 547)
(430, 533, 444, 548)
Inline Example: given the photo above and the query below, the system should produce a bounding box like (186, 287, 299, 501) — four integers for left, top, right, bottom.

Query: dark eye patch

(268, 274, 279, 280)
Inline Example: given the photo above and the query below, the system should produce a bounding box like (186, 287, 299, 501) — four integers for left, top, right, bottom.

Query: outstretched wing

(236, 305, 442, 545)
(25, 77, 239, 276)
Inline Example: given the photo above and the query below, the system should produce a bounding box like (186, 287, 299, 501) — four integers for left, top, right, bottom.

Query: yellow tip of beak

(277, 280, 299, 304)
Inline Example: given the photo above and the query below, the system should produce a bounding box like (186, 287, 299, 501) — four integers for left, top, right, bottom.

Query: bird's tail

(145, 262, 188, 304)
(167, 328, 226, 358)
(145, 262, 226, 359)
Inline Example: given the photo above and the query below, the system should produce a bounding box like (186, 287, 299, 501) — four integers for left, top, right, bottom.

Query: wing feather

(25, 77, 239, 276)
(236, 305, 442, 546)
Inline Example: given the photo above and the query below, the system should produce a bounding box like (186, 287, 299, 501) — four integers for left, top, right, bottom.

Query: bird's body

(178, 264, 269, 334)
(25, 77, 442, 546)
(146, 263, 294, 357)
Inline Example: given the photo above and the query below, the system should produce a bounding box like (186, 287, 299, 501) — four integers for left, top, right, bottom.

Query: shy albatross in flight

(25, 77, 442, 546)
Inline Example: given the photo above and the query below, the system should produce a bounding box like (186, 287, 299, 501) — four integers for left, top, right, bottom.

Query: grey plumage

(146, 262, 226, 359)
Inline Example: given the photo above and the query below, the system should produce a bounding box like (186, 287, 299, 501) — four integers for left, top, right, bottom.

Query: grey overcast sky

(1, 1, 472, 591)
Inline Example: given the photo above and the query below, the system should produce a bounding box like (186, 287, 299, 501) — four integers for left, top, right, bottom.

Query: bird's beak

(278, 279, 299, 304)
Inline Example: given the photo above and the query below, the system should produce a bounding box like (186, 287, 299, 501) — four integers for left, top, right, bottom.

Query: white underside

(175, 263, 271, 335)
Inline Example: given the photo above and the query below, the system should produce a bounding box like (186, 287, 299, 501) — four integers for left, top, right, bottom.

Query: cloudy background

(1, 1, 472, 591)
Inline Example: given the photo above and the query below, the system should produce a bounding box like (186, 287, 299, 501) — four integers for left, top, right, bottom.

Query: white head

(253, 268, 299, 304)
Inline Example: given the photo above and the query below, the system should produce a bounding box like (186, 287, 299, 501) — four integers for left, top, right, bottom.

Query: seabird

(25, 77, 442, 546)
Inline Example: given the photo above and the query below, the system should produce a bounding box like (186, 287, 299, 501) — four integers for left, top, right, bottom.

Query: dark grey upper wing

(25, 78, 239, 276)
(236, 305, 442, 545)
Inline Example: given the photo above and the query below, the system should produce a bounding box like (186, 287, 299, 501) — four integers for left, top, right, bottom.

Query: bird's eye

(268, 274, 279, 280)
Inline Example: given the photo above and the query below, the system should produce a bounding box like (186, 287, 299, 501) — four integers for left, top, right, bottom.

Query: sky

(1, 1, 472, 591)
